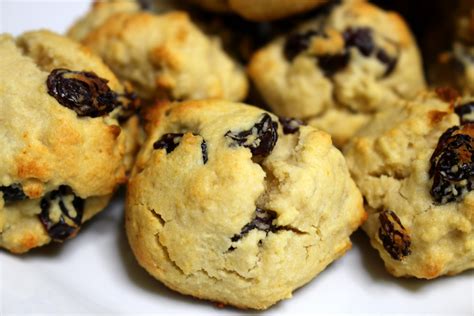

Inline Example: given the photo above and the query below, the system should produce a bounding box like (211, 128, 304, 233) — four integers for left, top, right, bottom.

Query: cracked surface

(0, 30, 136, 253)
(344, 92, 474, 279)
(248, 0, 425, 146)
(126, 100, 365, 309)
(68, 1, 248, 102)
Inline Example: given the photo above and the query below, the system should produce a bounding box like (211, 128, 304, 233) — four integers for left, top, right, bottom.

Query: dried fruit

(0, 184, 28, 202)
(378, 210, 411, 260)
(284, 30, 322, 61)
(455, 101, 474, 124)
(153, 133, 183, 153)
(429, 124, 474, 204)
(201, 139, 208, 164)
(230, 208, 277, 243)
(317, 53, 350, 76)
(284, 26, 398, 77)
(225, 113, 278, 158)
(38, 185, 84, 241)
(375, 49, 398, 77)
(344, 27, 398, 77)
(278, 116, 303, 134)
(343, 27, 374, 56)
(47, 68, 129, 118)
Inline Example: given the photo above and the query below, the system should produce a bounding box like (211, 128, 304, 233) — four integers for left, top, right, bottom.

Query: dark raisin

(378, 210, 411, 260)
(429, 125, 474, 204)
(343, 27, 398, 77)
(201, 139, 208, 164)
(153, 133, 184, 153)
(38, 185, 84, 241)
(0, 184, 27, 202)
(317, 53, 350, 76)
(278, 116, 303, 134)
(225, 113, 278, 158)
(343, 27, 374, 56)
(284, 30, 323, 61)
(230, 208, 277, 243)
(376, 49, 398, 77)
(455, 101, 474, 124)
(47, 68, 123, 117)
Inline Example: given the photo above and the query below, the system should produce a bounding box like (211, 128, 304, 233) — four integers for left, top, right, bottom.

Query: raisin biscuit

(0, 31, 138, 253)
(70, 6, 248, 102)
(248, 0, 426, 146)
(344, 92, 474, 279)
(126, 100, 365, 309)
(186, 0, 328, 21)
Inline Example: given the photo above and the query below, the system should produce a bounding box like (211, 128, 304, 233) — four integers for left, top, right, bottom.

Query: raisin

(376, 49, 398, 77)
(0, 184, 27, 202)
(343, 27, 374, 57)
(279, 116, 303, 134)
(201, 139, 208, 164)
(230, 208, 277, 243)
(38, 185, 84, 241)
(378, 210, 411, 260)
(429, 125, 474, 204)
(455, 101, 474, 124)
(317, 53, 350, 76)
(47, 68, 124, 117)
(284, 30, 323, 61)
(343, 27, 398, 77)
(153, 133, 183, 153)
(225, 113, 278, 158)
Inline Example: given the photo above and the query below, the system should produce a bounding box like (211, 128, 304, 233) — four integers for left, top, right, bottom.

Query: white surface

(0, 1, 473, 315)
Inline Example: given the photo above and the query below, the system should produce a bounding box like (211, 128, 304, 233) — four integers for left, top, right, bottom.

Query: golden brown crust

(76, 10, 248, 102)
(344, 93, 474, 279)
(0, 31, 136, 253)
(126, 99, 365, 309)
(248, 0, 425, 147)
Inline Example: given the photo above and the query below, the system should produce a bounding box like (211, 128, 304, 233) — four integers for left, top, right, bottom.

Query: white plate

(0, 1, 473, 315)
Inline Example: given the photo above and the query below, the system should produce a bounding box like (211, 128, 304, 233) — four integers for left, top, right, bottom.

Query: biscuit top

(344, 91, 473, 278)
(0, 31, 131, 198)
(80, 10, 248, 102)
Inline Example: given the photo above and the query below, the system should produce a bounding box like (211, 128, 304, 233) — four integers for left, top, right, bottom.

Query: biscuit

(125, 99, 365, 309)
(0, 30, 137, 253)
(69, 5, 248, 102)
(344, 91, 474, 278)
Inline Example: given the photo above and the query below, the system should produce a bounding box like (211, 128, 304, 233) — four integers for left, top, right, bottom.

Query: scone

(126, 100, 365, 309)
(186, 0, 328, 21)
(344, 91, 474, 279)
(0, 30, 138, 253)
(69, 5, 248, 102)
(248, 0, 426, 146)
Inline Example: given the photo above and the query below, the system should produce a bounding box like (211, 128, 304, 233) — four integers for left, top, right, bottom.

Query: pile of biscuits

(0, 0, 472, 310)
